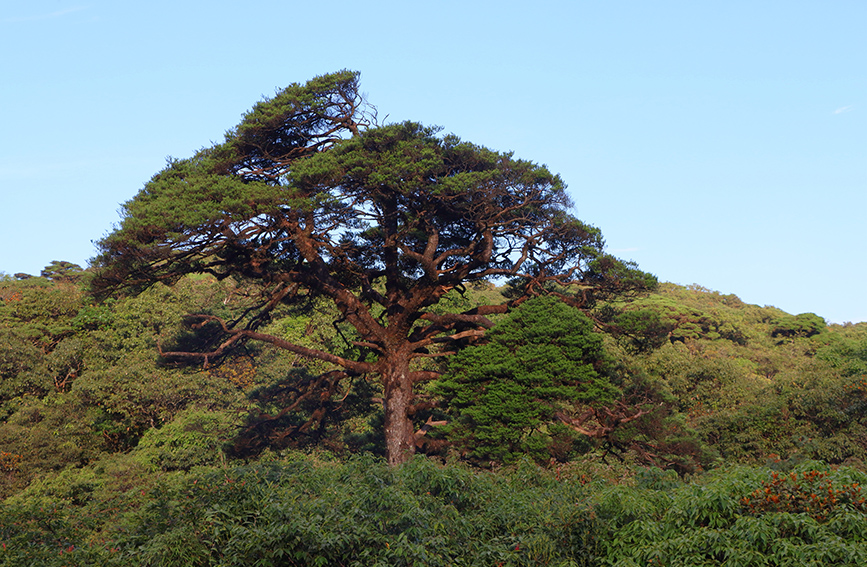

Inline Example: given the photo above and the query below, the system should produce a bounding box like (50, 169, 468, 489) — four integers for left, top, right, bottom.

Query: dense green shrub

(2, 452, 866, 566)
(592, 463, 867, 566)
(771, 313, 827, 339)
(0, 454, 603, 566)
(134, 409, 241, 472)
(436, 296, 619, 465)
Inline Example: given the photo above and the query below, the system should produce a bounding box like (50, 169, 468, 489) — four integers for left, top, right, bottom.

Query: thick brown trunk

(381, 356, 415, 466)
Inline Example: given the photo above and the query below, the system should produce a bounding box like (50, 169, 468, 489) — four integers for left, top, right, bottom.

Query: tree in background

(771, 313, 826, 339)
(93, 70, 654, 465)
(40, 261, 85, 283)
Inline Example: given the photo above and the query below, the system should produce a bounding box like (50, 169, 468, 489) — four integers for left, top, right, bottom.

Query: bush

(436, 296, 619, 465)
(0, 454, 603, 566)
(134, 409, 241, 471)
(2, 455, 866, 566)
(593, 464, 867, 566)
(771, 313, 826, 339)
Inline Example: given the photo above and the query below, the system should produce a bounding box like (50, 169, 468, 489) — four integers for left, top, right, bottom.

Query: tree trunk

(381, 355, 416, 466)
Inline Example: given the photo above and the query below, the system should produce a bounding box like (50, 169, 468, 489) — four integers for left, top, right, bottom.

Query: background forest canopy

(1, 70, 867, 565)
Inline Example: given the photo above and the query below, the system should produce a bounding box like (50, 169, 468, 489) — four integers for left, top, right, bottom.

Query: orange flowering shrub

(0, 452, 22, 473)
(741, 470, 867, 521)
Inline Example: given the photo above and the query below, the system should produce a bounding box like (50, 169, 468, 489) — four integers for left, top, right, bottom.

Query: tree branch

(159, 314, 374, 374)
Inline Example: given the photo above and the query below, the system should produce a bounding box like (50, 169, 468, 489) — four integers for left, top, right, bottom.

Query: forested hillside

(2, 266, 866, 565)
(1, 71, 865, 565)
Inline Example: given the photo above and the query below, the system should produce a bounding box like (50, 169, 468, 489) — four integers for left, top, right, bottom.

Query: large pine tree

(94, 70, 655, 465)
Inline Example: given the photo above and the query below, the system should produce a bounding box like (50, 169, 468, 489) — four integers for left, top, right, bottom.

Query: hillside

(1, 267, 866, 564)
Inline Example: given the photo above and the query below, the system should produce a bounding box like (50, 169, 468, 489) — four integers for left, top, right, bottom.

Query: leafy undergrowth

(1, 454, 866, 566)
(0, 453, 602, 567)
(594, 461, 867, 566)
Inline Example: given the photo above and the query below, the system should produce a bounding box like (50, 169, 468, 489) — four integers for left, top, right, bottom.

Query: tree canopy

(93, 70, 655, 465)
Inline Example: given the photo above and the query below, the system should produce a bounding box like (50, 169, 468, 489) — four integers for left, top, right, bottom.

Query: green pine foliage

(436, 296, 619, 465)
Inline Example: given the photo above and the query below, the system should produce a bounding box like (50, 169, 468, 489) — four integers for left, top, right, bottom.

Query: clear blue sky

(2, 1, 864, 323)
